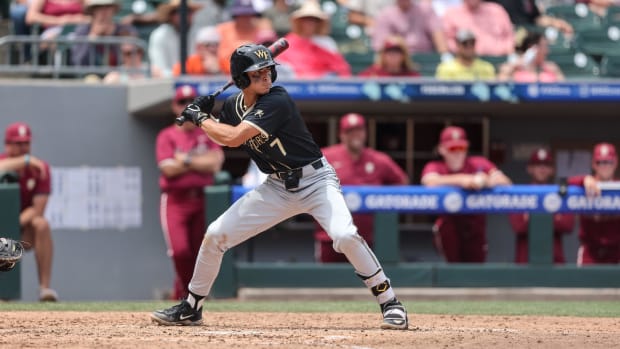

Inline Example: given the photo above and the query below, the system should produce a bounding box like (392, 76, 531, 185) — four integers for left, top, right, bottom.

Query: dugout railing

(205, 184, 620, 298)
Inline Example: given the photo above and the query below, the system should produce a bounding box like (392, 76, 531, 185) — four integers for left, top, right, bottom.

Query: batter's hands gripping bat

(175, 38, 290, 126)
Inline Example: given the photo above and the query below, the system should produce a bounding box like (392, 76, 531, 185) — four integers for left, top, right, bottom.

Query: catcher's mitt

(0, 237, 24, 272)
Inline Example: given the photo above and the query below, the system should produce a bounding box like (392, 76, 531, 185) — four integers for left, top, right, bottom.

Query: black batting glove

(192, 95, 215, 114)
(181, 104, 209, 126)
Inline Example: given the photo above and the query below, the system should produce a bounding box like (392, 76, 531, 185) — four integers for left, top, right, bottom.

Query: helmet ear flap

(234, 73, 251, 89)
(270, 65, 277, 83)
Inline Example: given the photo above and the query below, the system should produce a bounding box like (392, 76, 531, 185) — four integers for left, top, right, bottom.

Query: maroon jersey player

(155, 85, 224, 299)
(0, 122, 57, 301)
(508, 148, 574, 264)
(421, 126, 512, 262)
(315, 113, 408, 262)
(568, 143, 620, 265)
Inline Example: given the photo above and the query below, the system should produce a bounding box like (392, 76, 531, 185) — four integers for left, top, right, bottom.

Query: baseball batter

(421, 126, 512, 262)
(151, 43, 408, 330)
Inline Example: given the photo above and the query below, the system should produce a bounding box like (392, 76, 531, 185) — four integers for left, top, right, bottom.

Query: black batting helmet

(230, 44, 278, 89)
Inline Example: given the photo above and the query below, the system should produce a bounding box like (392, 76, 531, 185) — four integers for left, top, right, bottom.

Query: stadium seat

(543, 27, 575, 54)
(479, 55, 507, 70)
(575, 26, 620, 58)
(344, 51, 375, 75)
(545, 4, 603, 32)
(547, 51, 601, 78)
(411, 52, 441, 77)
(600, 54, 620, 77)
(322, 0, 348, 38)
(604, 6, 620, 27)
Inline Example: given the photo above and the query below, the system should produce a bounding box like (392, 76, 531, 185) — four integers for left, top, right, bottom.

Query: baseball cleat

(151, 300, 203, 326)
(39, 288, 58, 302)
(380, 298, 408, 330)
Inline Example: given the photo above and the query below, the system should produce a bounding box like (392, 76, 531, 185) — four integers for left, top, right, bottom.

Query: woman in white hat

(276, 0, 351, 78)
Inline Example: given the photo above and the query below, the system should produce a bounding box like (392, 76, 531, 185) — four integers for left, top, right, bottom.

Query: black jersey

(218, 86, 323, 174)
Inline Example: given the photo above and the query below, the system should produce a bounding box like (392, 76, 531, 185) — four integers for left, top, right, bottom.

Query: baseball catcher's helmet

(230, 44, 277, 89)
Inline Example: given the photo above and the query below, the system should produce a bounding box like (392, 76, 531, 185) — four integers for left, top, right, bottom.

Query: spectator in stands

(340, 0, 393, 34)
(509, 147, 575, 264)
(71, 0, 137, 68)
(262, 0, 299, 37)
(0, 122, 58, 301)
(10, 0, 32, 36)
(190, 0, 229, 40)
(276, 0, 351, 78)
(498, 30, 565, 83)
(488, 0, 573, 36)
(435, 29, 496, 80)
(172, 25, 220, 76)
(579, 0, 620, 17)
(216, 0, 273, 74)
(358, 36, 421, 77)
(155, 85, 224, 299)
(421, 126, 512, 263)
(148, 0, 202, 78)
(371, 0, 451, 58)
(103, 39, 161, 83)
(26, 0, 90, 41)
(568, 143, 620, 265)
(424, 0, 462, 17)
(315, 113, 408, 262)
(443, 0, 515, 56)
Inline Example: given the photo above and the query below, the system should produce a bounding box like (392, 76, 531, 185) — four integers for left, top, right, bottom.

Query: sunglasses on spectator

(459, 40, 476, 47)
(447, 145, 468, 152)
(595, 160, 616, 165)
(176, 98, 194, 105)
(122, 50, 142, 57)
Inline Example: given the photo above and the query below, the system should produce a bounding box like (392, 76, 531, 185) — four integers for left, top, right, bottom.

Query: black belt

(274, 158, 324, 180)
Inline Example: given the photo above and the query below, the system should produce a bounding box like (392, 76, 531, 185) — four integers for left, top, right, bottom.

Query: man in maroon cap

(315, 113, 408, 262)
(155, 85, 225, 299)
(421, 126, 512, 262)
(568, 142, 620, 265)
(509, 147, 574, 264)
(0, 122, 57, 301)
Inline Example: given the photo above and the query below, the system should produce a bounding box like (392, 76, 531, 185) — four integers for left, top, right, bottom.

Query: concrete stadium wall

(0, 80, 174, 301)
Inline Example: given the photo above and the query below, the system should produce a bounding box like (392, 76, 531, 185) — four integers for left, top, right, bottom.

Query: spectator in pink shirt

(498, 30, 564, 83)
(443, 0, 515, 56)
(371, 0, 450, 56)
(276, 0, 351, 78)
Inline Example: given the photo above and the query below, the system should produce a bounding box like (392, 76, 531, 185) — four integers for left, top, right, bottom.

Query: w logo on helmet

(254, 49, 270, 60)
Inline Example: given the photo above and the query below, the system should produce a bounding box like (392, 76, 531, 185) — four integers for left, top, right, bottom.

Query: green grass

(1, 300, 620, 317)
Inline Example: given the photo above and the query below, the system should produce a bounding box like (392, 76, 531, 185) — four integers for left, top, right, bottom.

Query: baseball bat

(175, 38, 290, 125)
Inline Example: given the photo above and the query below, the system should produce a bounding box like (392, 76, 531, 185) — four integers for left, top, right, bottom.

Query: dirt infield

(2, 311, 620, 348)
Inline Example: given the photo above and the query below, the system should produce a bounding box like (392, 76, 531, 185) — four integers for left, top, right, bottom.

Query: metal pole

(179, 0, 188, 75)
